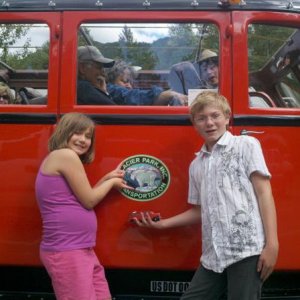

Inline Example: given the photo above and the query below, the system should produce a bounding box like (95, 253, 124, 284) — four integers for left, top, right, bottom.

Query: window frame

(0, 12, 61, 113)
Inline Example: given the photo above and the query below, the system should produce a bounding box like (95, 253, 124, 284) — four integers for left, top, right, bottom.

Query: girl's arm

(54, 149, 129, 209)
(251, 172, 279, 281)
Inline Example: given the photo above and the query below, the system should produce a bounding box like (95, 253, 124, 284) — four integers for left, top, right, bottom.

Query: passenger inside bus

(105, 60, 187, 106)
(197, 50, 219, 89)
(106, 60, 135, 89)
(168, 49, 219, 95)
(77, 45, 116, 105)
(0, 82, 14, 104)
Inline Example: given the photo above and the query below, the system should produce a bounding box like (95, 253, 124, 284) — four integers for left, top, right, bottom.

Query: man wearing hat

(196, 49, 219, 89)
(168, 49, 219, 95)
(77, 45, 116, 105)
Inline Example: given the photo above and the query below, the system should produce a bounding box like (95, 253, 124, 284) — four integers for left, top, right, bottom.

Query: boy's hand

(129, 211, 161, 223)
(257, 242, 279, 281)
(130, 211, 164, 229)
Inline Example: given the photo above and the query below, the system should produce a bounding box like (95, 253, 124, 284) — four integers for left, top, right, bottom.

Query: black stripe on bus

(88, 114, 192, 126)
(0, 113, 57, 124)
(1, 113, 300, 126)
(233, 115, 300, 127)
(90, 114, 300, 126)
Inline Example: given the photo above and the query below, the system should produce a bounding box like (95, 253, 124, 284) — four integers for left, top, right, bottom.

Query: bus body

(0, 0, 300, 298)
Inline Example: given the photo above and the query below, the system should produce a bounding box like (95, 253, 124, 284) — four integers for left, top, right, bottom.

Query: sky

(86, 23, 171, 44)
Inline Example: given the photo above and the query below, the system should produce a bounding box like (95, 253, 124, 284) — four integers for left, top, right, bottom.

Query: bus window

(248, 24, 300, 108)
(0, 23, 49, 105)
(77, 22, 219, 106)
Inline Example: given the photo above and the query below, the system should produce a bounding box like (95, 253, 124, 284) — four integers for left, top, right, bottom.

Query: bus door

(0, 12, 61, 267)
(59, 10, 232, 297)
(231, 11, 300, 273)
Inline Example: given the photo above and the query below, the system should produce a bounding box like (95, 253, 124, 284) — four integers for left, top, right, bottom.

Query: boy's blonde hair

(190, 90, 231, 120)
(48, 112, 95, 163)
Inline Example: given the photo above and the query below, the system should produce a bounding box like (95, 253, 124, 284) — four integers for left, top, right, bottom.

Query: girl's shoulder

(42, 148, 81, 175)
(45, 148, 79, 166)
(50, 148, 77, 158)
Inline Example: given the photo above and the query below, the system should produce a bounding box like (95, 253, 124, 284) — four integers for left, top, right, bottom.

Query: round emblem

(121, 154, 170, 201)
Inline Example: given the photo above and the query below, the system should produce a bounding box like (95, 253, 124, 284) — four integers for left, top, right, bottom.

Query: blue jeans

(181, 255, 262, 300)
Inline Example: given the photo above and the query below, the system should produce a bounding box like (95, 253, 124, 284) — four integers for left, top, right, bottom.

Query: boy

(134, 91, 278, 299)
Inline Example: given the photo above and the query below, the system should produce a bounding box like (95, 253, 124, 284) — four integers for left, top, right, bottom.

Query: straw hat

(198, 49, 218, 63)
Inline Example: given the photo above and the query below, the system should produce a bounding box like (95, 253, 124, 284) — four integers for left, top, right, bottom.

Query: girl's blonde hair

(48, 112, 95, 163)
(190, 90, 231, 120)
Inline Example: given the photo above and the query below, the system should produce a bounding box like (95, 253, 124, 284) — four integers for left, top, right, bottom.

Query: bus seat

(249, 91, 276, 107)
(168, 61, 205, 95)
(29, 96, 47, 105)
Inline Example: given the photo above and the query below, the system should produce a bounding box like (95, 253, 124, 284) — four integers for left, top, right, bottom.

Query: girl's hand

(112, 177, 133, 191)
(104, 169, 125, 181)
(101, 161, 125, 182)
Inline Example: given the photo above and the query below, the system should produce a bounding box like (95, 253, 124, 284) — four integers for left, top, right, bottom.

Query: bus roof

(0, 0, 299, 13)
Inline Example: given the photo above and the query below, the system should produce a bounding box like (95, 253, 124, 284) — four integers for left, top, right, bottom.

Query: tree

(117, 25, 156, 69)
(6, 41, 49, 70)
(0, 24, 30, 65)
(248, 24, 295, 71)
(119, 25, 134, 44)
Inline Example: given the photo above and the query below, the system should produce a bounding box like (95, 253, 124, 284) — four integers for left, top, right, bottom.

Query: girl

(35, 112, 131, 300)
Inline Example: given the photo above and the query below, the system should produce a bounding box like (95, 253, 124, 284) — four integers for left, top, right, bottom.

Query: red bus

(0, 0, 300, 298)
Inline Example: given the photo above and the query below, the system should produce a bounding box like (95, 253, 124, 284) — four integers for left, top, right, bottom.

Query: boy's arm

(251, 172, 279, 281)
(134, 205, 201, 229)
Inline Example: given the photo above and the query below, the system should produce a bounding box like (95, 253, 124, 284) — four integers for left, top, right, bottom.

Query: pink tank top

(35, 169, 97, 251)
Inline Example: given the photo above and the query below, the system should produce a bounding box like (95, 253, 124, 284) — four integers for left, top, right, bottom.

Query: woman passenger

(0, 82, 14, 104)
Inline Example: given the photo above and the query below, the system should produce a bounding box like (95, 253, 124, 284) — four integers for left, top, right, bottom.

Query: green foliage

(0, 24, 49, 70)
(98, 26, 157, 70)
(201, 24, 219, 54)
(0, 24, 30, 61)
(4, 42, 49, 70)
(248, 24, 295, 71)
(119, 25, 134, 44)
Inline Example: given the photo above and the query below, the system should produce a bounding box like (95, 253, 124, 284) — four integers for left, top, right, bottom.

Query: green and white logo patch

(121, 154, 170, 201)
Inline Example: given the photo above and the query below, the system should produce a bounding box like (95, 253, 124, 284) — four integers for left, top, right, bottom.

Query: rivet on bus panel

(95, 0, 103, 7)
(1, 0, 9, 7)
(191, 0, 199, 7)
(143, 0, 151, 7)
(48, 0, 56, 7)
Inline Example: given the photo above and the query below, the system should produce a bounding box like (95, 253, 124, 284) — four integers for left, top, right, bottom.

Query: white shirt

(188, 131, 271, 273)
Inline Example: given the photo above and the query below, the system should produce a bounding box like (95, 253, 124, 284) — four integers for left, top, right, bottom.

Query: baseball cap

(198, 49, 218, 63)
(78, 45, 115, 68)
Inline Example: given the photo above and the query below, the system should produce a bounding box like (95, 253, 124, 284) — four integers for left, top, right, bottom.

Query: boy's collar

(217, 130, 231, 146)
(196, 131, 231, 155)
